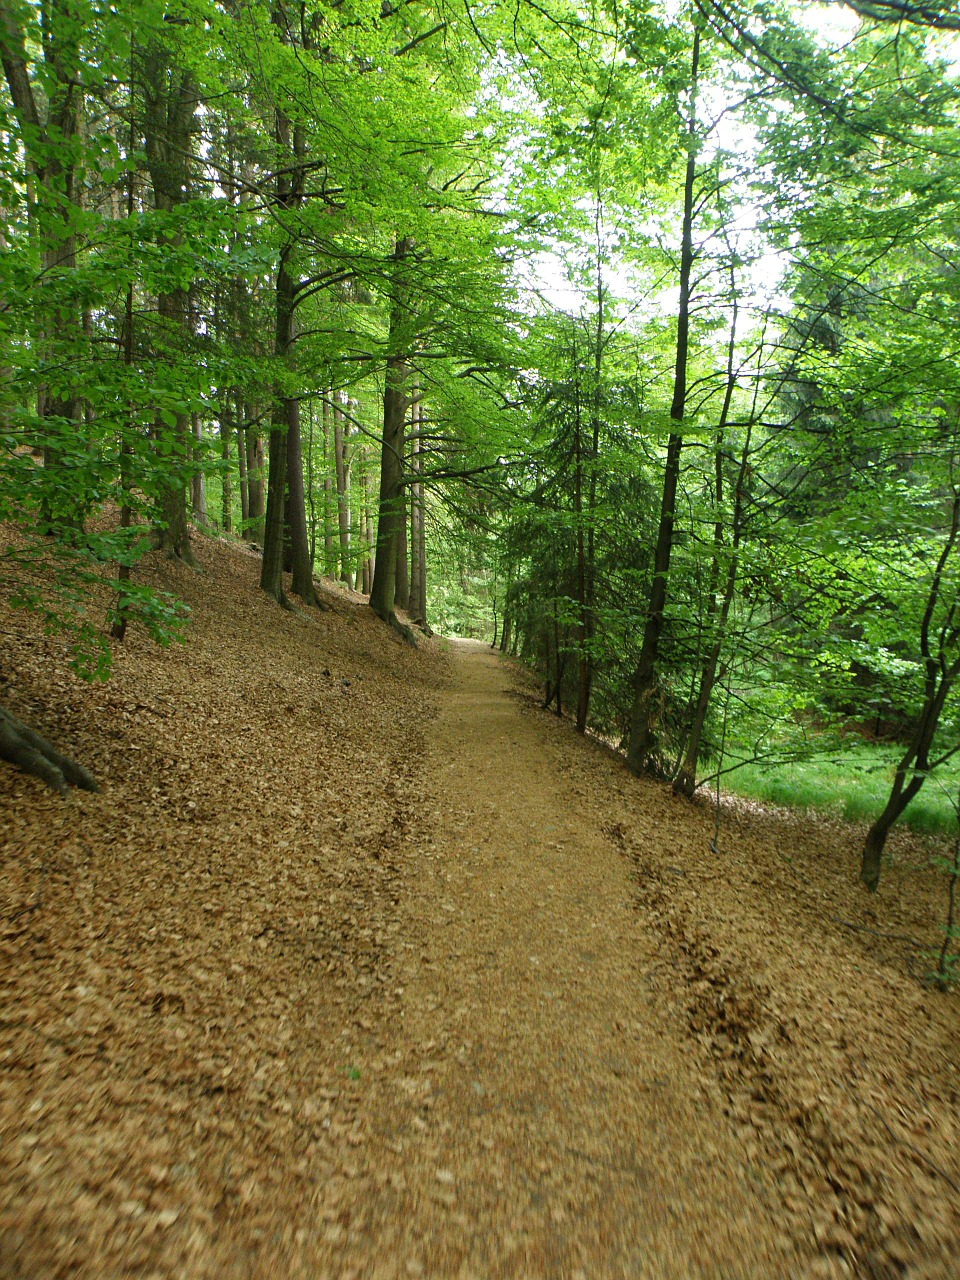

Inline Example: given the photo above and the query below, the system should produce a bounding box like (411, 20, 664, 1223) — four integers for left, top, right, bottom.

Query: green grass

(724, 746, 960, 838)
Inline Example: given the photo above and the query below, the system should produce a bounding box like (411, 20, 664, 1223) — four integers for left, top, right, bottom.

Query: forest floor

(2, 533, 959, 1280)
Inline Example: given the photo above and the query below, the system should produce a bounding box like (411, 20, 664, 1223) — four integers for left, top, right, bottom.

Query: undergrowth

(725, 747, 960, 839)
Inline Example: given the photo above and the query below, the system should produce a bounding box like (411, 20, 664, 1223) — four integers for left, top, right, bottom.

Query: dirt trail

(2, 539, 959, 1280)
(344, 638, 806, 1279)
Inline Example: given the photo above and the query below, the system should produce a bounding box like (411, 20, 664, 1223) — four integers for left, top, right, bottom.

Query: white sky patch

(800, 2, 862, 44)
(514, 2, 881, 328)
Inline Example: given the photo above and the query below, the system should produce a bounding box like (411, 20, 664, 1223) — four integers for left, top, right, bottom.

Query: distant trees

(0, 0, 513, 667)
(489, 0, 960, 884)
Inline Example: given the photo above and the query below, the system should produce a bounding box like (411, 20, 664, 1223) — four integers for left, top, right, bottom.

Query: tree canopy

(3, 0, 960, 887)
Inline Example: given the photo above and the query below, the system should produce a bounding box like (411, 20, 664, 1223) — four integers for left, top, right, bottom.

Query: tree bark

(236, 396, 249, 529)
(363, 468, 375, 595)
(260, 96, 319, 607)
(395, 486, 410, 611)
(0, 704, 98, 796)
(861, 491, 960, 889)
(0, 0, 84, 528)
(191, 412, 207, 527)
(334, 390, 353, 588)
(246, 418, 265, 543)
(260, 400, 290, 605)
(141, 40, 197, 563)
(626, 26, 700, 775)
(370, 238, 415, 642)
(219, 399, 233, 533)
(408, 385, 427, 624)
(369, 349, 409, 629)
(285, 391, 321, 605)
(321, 395, 336, 576)
(673, 293, 746, 798)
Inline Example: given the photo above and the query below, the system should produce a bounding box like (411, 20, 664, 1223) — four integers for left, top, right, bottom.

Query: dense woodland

(3, 0, 960, 895)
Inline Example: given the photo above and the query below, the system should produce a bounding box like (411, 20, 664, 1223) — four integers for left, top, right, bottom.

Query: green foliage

(5, 0, 960, 887)
(727, 747, 960, 838)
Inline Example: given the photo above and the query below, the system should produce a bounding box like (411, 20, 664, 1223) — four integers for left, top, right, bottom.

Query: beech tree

(3, 0, 960, 900)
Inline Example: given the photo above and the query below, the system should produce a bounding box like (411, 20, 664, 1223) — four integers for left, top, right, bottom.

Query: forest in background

(3, 0, 960, 902)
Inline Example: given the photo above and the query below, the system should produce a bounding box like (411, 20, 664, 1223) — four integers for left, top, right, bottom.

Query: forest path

(3, 542, 958, 1280)
(343, 639, 804, 1278)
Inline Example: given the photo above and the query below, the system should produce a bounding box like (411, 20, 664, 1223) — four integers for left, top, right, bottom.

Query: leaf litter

(0, 534, 958, 1278)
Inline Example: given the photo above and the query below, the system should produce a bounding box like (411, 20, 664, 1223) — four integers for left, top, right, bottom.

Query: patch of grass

(725, 746, 960, 837)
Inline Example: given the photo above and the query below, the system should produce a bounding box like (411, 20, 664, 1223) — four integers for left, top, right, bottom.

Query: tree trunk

(500, 613, 512, 655)
(0, 0, 84, 529)
(395, 487, 410, 611)
(219, 399, 233, 533)
(305, 400, 318, 571)
(191, 413, 207, 527)
(573, 364, 590, 733)
(285, 392, 321, 606)
(334, 390, 353, 588)
(861, 492, 960, 889)
(237, 397, 250, 530)
(369, 349, 408, 630)
(261, 97, 319, 608)
(626, 26, 700, 775)
(141, 41, 197, 563)
(0, 704, 98, 796)
(260, 403, 290, 606)
(321, 395, 336, 576)
(407, 383, 428, 625)
(370, 238, 415, 642)
(673, 294, 746, 798)
(861, 770, 929, 893)
(246, 421, 265, 543)
(363, 469, 375, 595)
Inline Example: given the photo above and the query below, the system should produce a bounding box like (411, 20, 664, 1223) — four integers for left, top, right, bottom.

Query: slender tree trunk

(237, 396, 250, 530)
(285, 397, 319, 604)
(363, 469, 375, 594)
(334, 390, 353, 588)
(0, 0, 84, 527)
(321, 394, 336, 576)
(219, 398, 233, 533)
(576, 205, 606, 734)
(111, 169, 136, 644)
(305, 400, 317, 570)
(573, 366, 590, 733)
(673, 295, 746, 798)
(861, 679, 952, 892)
(415, 491, 427, 624)
(263, 243, 319, 606)
(369, 349, 408, 627)
(261, 411, 290, 606)
(862, 491, 960, 889)
(191, 413, 207, 527)
(141, 43, 197, 563)
(261, 98, 319, 607)
(246, 418, 265, 543)
(395, 487, 410, 611)
(626, 26, 700, 775)
(500, 613, 512, 655)
(408, 386, 424, 623)
(370, 238, 415, 641)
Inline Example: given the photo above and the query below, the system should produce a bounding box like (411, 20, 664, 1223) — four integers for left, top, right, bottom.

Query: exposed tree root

(371, 607, 418, 647)
(0, 705, 98, 796)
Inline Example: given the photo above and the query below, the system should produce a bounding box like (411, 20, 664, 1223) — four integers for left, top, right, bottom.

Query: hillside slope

(1, 535, 959, 1279)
